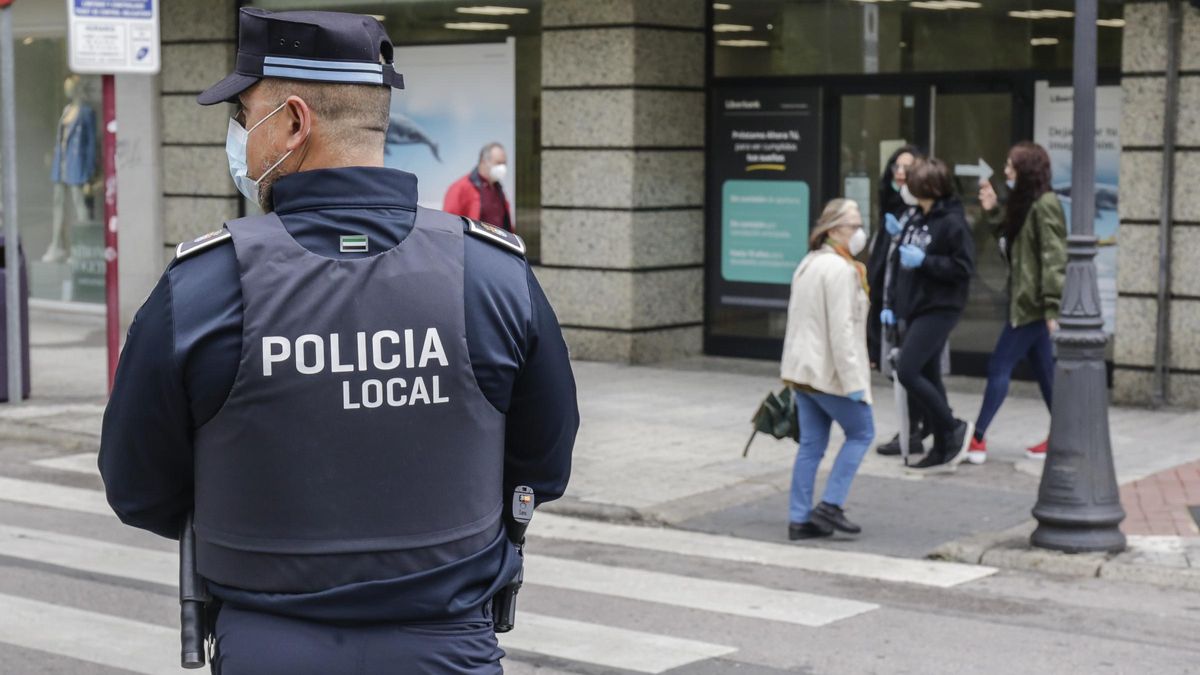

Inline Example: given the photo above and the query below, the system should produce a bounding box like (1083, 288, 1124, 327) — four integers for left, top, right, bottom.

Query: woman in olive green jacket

(967, 142, 1067, 464)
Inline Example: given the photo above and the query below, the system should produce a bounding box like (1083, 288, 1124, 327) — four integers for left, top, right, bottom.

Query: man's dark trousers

(211, 605, 504, 674)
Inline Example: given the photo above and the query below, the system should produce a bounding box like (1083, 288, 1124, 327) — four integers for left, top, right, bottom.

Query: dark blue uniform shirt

(99, 166, 578, 621)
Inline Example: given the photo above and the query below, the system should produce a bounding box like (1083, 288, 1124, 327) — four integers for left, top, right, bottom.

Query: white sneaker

(966, 437, 987, 465)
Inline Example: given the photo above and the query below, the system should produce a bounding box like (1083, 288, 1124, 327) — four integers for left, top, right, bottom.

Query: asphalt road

(2, 440, 1200, 674)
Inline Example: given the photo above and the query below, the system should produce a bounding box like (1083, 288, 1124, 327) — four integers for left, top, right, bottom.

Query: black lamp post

(1030, 0, 1126, 554)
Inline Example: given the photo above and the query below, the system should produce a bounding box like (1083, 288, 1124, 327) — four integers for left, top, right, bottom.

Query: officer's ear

(281, 95, 313, 151)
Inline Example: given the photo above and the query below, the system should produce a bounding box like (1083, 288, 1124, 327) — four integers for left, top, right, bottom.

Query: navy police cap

(198, 8, 404, 106)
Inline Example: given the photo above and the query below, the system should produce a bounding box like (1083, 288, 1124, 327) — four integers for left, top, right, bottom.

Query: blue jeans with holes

(974, 319, 1055, 439)
(790, 391, 876, 525)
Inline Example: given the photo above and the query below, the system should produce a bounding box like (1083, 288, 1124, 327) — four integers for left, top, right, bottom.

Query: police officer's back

(98, 9, 578, 673)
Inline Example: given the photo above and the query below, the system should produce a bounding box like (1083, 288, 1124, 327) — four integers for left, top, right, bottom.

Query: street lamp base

(1030, 522, 1126, 554)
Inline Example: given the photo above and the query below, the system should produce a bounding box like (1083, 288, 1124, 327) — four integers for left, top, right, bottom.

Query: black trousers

(211, 604, 503, 675)
(896, 311, 959, 438)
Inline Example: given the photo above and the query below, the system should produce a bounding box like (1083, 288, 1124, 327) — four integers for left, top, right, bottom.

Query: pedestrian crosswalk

(0, 455, 996, 674)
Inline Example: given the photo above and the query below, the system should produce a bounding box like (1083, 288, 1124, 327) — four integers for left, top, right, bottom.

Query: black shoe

(810, 502, 862, 534)
(907, 446, 946, 470)
(907, 420, 973, 472)
(876, 432, 927, 457)
(789, 521, 833, 540)
(940, 419, 973, 468)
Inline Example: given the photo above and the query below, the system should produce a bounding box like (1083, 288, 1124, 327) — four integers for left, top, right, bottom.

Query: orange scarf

(828, 243, 869, 296)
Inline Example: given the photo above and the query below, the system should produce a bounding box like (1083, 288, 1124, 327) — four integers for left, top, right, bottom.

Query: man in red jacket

(444, 142, 514, 232)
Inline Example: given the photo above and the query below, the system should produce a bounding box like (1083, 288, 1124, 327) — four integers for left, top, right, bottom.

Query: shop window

(1, 36, 105, 303)
(714, 0, 1125, 78)
(249, 0, 544, 259)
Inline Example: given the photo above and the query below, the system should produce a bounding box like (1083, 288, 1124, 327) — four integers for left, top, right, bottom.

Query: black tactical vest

(193, 208, 505, 592)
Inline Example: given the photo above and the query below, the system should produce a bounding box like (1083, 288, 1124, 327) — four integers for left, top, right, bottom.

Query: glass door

(829, 85, 1018, 375)
(836, 92, 923, 240)
(930, 89, 1015, 372)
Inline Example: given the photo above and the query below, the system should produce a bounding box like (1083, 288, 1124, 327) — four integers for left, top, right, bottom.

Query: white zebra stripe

(31, 452, 100, 475)
(501, 614, 736, 674)
(0, 593, 177, 675)
(0, 475, 112, 516)
(532, 512, 996, 588)
(526, 555, 877, 627)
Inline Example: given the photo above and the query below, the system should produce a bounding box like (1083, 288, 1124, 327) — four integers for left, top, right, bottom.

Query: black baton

(180, 513, 209, 669)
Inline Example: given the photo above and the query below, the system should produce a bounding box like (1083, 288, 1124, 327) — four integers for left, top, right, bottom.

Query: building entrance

(704, 73, 1060, 374)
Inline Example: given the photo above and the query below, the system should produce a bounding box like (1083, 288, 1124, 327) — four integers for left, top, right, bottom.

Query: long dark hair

(1004, 142, 1052, 251)
(879, 145, 922, 219)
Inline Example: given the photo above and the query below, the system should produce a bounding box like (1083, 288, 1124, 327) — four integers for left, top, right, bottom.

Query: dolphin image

(386, 113, 441, 162)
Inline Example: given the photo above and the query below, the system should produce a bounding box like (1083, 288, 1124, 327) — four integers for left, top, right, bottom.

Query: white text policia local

(261, 329, 451, 410)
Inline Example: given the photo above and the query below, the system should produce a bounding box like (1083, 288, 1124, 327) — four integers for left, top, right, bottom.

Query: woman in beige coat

(780, 199, 876, 540)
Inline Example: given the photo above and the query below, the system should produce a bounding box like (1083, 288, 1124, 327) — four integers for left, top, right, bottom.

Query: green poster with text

(720, 180, 809, 285)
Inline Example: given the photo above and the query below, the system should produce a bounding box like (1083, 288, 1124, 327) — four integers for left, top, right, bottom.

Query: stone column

(115, 74, 162, 334)
(539, 0, 706, 363)
(158, 1, 241, 262)
(1113, 2, 1200, 406)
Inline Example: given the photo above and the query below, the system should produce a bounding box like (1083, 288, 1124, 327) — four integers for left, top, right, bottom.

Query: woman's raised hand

(978, 180, 998, 211)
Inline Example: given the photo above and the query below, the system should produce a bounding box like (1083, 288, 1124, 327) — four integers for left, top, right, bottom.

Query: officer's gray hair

(258, 79, 391, 150)
(478, 142, 504, 163)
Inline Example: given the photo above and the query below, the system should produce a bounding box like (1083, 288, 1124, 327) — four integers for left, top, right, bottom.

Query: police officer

(98, 8, 578, 674)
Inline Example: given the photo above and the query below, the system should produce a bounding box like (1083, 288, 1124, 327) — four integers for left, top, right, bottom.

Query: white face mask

(899, 184, 919, 207)
(1005, 179, 1016, 190)
(488, 163, 508, 183)
(848, 228, 868, 256)
(226, 101, 292, 206)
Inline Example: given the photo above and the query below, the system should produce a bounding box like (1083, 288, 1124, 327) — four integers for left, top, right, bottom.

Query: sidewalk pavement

(4, 310, 1200, 589)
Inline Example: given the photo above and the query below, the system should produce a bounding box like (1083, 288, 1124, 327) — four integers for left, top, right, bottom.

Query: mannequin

(45, 75, 96, 263)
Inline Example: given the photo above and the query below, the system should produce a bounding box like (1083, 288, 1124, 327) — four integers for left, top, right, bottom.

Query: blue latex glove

(899, 244, 926, 269)
(880, 309, 896, 326)
(884, 213, 902, 237)
(847, 390, 866, 403)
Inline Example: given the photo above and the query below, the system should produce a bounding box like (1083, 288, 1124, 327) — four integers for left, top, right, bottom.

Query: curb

(929, 519, 1200, 590)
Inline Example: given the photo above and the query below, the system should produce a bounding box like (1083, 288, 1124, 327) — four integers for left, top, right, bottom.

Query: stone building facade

(1113, 1, 1200, 406)
(95, 0, 1200, 407)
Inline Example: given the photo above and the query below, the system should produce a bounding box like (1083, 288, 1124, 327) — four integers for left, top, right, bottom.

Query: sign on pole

(67, 0, 160, 75)
(67, 1, 158, 391)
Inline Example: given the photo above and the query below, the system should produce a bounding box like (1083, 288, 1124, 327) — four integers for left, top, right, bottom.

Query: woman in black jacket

(867, 145, 920, 365)
(892, 158, 976, 471)
(867, 145, 931, 458)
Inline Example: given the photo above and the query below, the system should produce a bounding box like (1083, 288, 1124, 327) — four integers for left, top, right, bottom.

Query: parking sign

(67, 0, 160, 75)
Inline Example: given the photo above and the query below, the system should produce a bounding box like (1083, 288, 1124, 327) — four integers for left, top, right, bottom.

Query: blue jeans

(790, 391, 875, 525)
(974, 319, 1055, 439)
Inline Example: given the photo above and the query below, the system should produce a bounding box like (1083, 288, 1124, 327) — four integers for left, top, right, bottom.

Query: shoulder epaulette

(463, 218, 526, 257)
(175, 228, 232, 260)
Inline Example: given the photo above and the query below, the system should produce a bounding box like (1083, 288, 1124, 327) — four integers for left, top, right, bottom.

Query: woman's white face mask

(899, 184, 919, 207)
(848, 228, 868, 256)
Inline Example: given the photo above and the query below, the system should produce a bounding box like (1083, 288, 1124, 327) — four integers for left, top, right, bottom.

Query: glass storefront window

(707, 0, 1125, 369)
(248, 0, 544, 259)
(5, 36, 106, 303)
(714, 0, 1125, 78)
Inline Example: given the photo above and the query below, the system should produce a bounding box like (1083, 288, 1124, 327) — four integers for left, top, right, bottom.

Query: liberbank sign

(709, 86, 821, 310)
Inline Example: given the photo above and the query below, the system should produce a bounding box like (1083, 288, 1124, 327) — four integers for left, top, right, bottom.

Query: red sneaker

(1026, 438, 1049, 460)
(966, 437, 987, 465)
